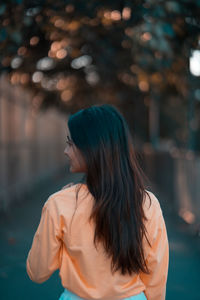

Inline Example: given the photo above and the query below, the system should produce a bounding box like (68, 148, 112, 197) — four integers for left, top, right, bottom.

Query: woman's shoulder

(43, 183, 90, 213)
(143, 189, 163, 219)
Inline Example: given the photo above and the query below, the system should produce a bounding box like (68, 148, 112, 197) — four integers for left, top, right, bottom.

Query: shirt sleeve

(140, 207, 169, 300)
(26, 199, 62, 283)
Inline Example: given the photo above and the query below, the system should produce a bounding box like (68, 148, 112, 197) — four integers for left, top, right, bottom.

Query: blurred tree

(0, 0, 200, 150)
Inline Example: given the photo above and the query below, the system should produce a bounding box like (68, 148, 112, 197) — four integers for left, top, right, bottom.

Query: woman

(26, 104, 169, 300)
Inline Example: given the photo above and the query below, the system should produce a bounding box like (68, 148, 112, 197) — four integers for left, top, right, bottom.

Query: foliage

(0, 0, 200, 149)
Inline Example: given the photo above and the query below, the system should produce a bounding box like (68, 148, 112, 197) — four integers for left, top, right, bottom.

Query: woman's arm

(26, 199, 62, 283)
(140, 210, 169, 300)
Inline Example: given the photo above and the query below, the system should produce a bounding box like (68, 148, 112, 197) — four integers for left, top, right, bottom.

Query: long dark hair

(68, 104, 152, 276)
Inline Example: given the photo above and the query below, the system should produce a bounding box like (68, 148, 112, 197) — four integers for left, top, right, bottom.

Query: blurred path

(0, 175, 200, 300)
(164, 207, 200, 299)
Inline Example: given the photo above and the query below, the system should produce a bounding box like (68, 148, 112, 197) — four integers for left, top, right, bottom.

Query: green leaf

(0, 28, 7, 42)
(11, 31, 22, 44)
(162, 23, 174, 37)
(0, 4, 6, 15)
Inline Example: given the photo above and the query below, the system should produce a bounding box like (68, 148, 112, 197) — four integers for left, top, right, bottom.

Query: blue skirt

(59, 288, 147, 300)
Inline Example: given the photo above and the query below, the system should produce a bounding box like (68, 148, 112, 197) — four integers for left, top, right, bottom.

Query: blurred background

(0, 0, 200, 299)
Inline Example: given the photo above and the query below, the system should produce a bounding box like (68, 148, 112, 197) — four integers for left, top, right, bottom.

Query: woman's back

(26, 183, 169, 300)
(27, 104, 169, 300)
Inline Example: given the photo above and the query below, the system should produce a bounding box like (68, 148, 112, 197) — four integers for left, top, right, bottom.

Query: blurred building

(0, 75, 68, 212)
(143, 146, 200, 233)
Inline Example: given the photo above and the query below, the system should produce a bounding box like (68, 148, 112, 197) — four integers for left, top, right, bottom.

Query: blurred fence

(0, 75, 68, 212)
(142, 148, 200, 233)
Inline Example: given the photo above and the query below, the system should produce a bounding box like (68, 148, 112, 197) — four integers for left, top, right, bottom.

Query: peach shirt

(26, 184, 169, 300)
